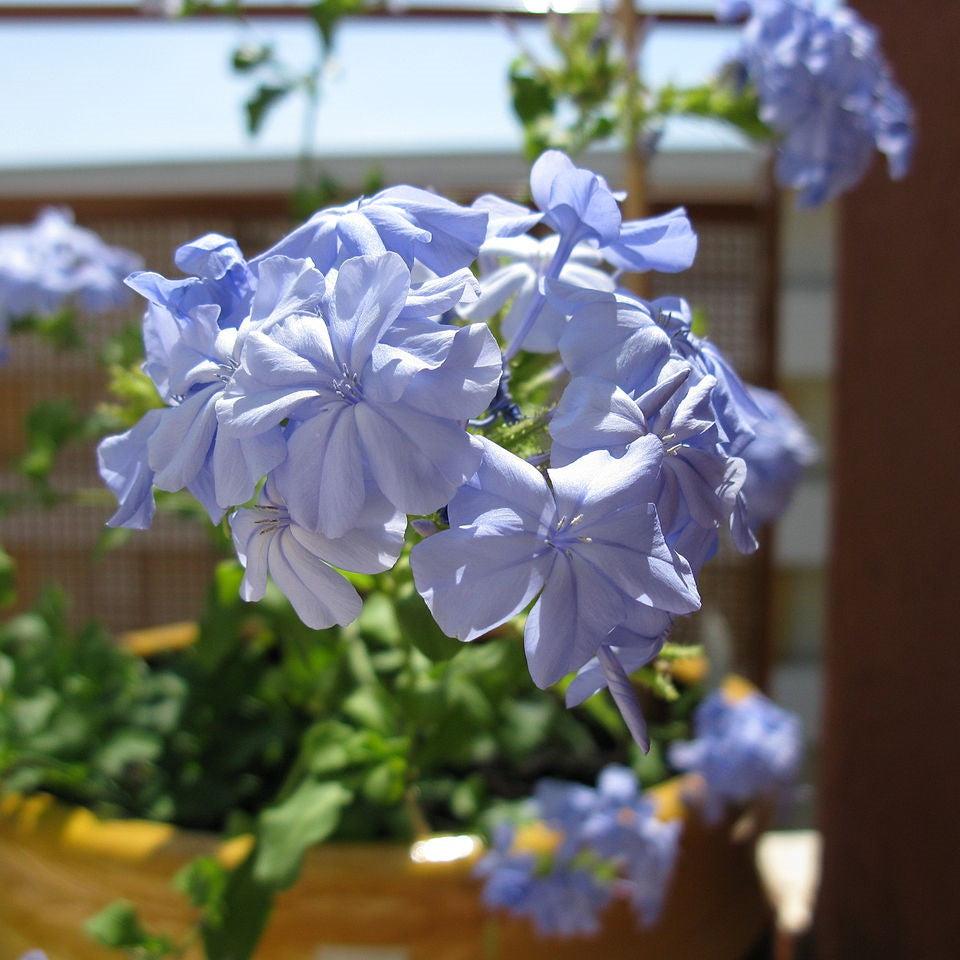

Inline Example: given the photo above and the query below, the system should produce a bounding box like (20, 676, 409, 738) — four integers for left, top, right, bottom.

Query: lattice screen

(0, 201, 773, 671)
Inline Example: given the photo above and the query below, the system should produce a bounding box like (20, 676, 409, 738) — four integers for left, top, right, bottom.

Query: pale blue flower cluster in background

(477, 765, 680, 937)
(720, 0, 915, 206)
(669, 685, 803, 823)
(99, 149, 811, 747)
(0, 208, 141, 353)
(741, 385, 818, 525)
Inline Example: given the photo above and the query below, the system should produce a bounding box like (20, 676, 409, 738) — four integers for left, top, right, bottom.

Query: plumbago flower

(478, 766, 680, 935)
(719, 0, 915, 206)
(740, 385, 818, 525)
(411, 436, 700, 691)
(458, 235, 615, 354)
(230, 480, 405, 629)
(254, 185, 488, 275)
(550, 287, 759, 564)
(98, 150, 812, 752)
(0, 207, 140, 352)
(467, 151, 697, 358)
(669, 678, 803, 823)
(99, 243, 310, 526)
(219, 252, 499, 537)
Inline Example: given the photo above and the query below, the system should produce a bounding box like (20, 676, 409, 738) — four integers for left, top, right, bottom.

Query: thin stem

(296, 30, 325, 197)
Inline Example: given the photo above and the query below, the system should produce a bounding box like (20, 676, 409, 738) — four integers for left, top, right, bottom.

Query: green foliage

(309, 0, 366, 54)
(0, 547, 15, 609)
(507, 14, 770, 163)
(9, 308, 82, 351)
(509, 14, 623, 161)
(85, 901, 179, 959)
(245, 84, 292, 136)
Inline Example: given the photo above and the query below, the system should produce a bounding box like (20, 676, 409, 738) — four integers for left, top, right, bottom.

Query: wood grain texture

(818, 3, 960, 958)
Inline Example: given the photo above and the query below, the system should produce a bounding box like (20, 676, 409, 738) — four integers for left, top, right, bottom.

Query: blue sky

(0, 11, 741, 168)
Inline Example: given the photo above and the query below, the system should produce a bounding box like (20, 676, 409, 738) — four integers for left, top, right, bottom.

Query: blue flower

(652, 298, 764, 457)
(99, 248, 331, 527)
(254, 187, 488, 276)
(126, 233, 259, 402)
(219, 251, 500, 537)
(119, 254, 324, 525)
(552, 291, 758, 558)
(600, 206, 699, 275)
(581, 766, 681, 926)
(230, 480, 405, 629)
(478, 767, 681, 936)
(565, 623, 669, 751)
(529, 150, 624, 249)
(476, 823, 614, 937)
(553, 285, 672, 392)
(551, 361, 748, 543)
(97, 409, 164, 530)
(411, 436, 700, 702)
(741, 385, 817, 524)
(484, 151, 696, 361)
(716, 0, 753, 19)
(669, 682, 803, 822)
(458, 234, 615, 354)
(727, 0, 915, 206)
(0, 208, 140, 350)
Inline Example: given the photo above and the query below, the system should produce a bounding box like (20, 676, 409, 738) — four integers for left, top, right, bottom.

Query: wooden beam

(817, 2, 960, 957)
(0, 4, 717, 24)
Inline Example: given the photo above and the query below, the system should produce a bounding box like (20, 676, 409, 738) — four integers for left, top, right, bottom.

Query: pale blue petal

(268, 528, 362, 628)
(290, 489, 405, 574)
(276, 405, 366, 538)
(148, 384, 219, 492)
(412, 525, 551, 641)
(558, 291, 670, 390)
(330, 253, 410, 372)
(355, 401, 482, 515)
(212, 428, 286, 509)
(97, 409, 163, 530)
(550, 377, 646, 452)
(447, 436, 555, 532)
(249, 255, 328, 329)
(472, 193, 542, 238)
(548, 435, 663, 522)
(395, 323, 501, 420)
(399, 268, 480, 320)
(601, 207, 698, 273)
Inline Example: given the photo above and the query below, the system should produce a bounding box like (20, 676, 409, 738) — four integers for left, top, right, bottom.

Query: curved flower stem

(502, 233, 577, 362)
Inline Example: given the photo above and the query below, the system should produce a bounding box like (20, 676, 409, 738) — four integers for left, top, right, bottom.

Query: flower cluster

(0, 208, 140, 352)
(477, 765, 681, 937)
(669, 677, 803, 822)
(740, 385, 817, 525)
(99, 150, 809, 745)
(720, 0, 915, 206)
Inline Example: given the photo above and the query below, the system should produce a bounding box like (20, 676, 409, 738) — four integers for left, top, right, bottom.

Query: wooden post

(817, 3, 960, 957)
(616, 0, 652, 299)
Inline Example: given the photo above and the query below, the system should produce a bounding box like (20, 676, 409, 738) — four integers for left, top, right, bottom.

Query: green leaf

(174, 856, 229, 922)
(252, 779, 351, 887)
(10, 308, 82, 350)
(245, 84, 291, 135)
(309, 0, 365, 53)
(0, 547, 15, 608)
(85, 900, 177, 957)
(510, 68, 556, 126)
(395, 582, 461, 662)
(232, 42, 273, 72)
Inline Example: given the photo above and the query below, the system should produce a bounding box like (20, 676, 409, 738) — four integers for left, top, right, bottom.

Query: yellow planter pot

(0, 777, 768, 960)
